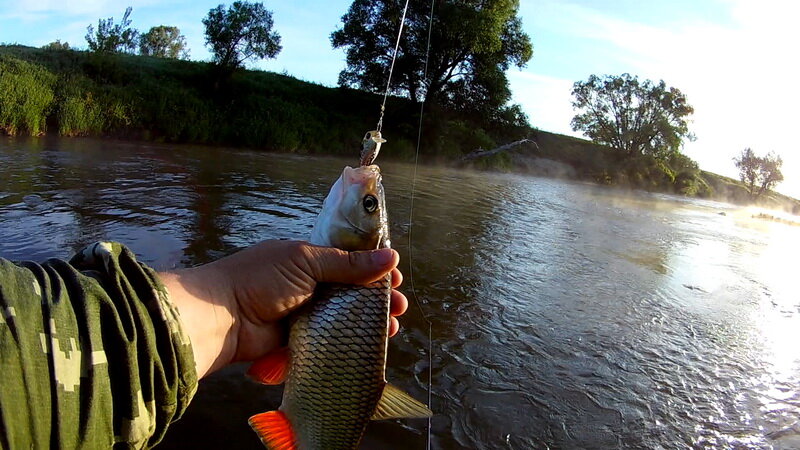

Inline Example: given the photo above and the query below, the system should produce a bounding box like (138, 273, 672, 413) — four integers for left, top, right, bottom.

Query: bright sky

(1, 0, 798, 198)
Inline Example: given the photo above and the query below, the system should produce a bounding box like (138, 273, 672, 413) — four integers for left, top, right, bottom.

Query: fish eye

(364, 132, 372, 140)
(363, 195, 378, 213)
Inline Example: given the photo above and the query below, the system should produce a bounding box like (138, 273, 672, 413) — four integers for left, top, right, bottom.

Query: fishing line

(376, 0, 411, 134)
(406, 1, 437, 449)
(373, 0, 436, 447)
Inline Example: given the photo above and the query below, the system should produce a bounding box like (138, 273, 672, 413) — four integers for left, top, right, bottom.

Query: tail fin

(248, 411, 297, 450)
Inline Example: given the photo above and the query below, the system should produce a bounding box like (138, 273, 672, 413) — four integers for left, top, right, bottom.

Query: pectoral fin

(371, 383, 433, 420)
(247, 347, 290, 385)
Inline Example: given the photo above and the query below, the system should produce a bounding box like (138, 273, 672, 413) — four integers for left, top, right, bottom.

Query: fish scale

(284, 278, 391, 449)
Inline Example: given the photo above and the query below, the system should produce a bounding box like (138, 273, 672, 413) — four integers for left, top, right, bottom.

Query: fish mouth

(343, 215, 371, 236)
(333, 215, 380, 251)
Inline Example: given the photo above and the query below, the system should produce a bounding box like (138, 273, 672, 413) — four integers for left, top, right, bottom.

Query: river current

(1, 137, 799, 449)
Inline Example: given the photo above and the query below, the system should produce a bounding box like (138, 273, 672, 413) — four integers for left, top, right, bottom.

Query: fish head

(310, 165, 389, 251)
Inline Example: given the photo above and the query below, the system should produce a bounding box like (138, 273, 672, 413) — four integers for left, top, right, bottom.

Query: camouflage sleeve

(0, 241, 198, 449)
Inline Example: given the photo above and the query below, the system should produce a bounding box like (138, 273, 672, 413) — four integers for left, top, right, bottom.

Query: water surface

(2, 137, 799, 449)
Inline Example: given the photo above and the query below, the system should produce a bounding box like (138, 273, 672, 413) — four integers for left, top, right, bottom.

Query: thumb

(304, 245, 398, 285)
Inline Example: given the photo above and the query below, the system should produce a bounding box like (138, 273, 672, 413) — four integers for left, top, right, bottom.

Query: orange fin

(248, 411, 297, 450)
(247, 347, 290, 385)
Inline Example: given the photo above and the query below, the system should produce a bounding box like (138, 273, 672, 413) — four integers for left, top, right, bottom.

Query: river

(1, 137, 799, 449)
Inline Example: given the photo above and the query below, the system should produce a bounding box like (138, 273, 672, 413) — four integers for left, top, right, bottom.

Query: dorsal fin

(371, 383, 433, 420)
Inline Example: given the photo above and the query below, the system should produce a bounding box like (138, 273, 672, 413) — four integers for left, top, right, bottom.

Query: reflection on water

(1, 137, 799, 449)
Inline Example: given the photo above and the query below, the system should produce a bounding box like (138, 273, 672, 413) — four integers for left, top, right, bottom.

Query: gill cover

(310, 165, 389, 251)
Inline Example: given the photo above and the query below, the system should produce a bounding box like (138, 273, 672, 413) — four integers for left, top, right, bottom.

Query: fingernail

(371, 249, 394, 266)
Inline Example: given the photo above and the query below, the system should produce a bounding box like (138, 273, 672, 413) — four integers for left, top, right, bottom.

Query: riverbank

(1, 44, 797, 213)
(0, 44, 525, 160)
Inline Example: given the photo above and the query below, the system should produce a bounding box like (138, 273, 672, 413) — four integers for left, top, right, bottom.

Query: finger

(304, 244, 398, 285)
(388, 317, 400, 337)
(390, 289, 408, 317)
(390, 268, 403, 288)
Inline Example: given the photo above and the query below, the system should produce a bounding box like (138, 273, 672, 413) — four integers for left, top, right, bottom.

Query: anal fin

(371, 383, 433, 420)
(247, 347, 290, 385)
(248, 410, 297, 450)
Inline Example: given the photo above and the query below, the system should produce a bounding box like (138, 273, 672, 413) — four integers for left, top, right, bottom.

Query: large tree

(571, 73, 694, 159)
(139, 26, 190, 59)
(203, 1, 282, 69)
(85, 7, 139, 54)
(331, 0, 532, 119)
(734, 148, 784, 198)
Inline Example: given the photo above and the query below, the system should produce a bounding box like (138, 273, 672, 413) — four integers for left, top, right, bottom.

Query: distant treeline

(0, 45, 526, 159)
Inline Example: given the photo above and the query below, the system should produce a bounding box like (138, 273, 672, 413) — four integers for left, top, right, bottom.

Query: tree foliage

(571, 74, 694, 159)
(757, 153, 784, 196)
(139, 26, 189, 59)
(202, 1, 282, 69)
(85, 7, 139, 54)
(42, 40, 70, 51)
(734, 148, 784, 198)
(331, 0, 533, 120)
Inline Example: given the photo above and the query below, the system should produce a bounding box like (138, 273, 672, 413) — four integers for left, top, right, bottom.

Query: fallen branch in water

(461, 139, 538, 161)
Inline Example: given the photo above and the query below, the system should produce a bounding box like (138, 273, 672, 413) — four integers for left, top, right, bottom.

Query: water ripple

(2, 140, 799, 449)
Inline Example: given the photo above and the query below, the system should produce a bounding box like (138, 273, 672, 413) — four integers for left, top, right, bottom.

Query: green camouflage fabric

(0, 242, 198, 449)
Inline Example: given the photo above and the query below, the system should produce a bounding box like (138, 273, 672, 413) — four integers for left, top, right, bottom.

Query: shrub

(0, 56, 55, 135)
(58, 92, 104, 136)
(437, 120, 496, 159)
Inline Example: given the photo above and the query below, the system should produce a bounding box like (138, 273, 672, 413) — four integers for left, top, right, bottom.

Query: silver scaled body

(283, 272, 392, 449)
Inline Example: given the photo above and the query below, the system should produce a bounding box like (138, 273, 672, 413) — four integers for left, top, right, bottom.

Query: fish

(247, 164, 432, 449)
(360, 131, 387, 166)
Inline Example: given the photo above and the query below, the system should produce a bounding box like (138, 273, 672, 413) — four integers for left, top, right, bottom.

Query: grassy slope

(2, 44, 797, 213)
(0, 45, 432, 156)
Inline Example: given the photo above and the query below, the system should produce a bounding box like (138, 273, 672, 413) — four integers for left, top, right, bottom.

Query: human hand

(159, 240, 408, 378)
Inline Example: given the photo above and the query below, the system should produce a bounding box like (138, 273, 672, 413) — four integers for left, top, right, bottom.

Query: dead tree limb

(461, 139, 538, 161)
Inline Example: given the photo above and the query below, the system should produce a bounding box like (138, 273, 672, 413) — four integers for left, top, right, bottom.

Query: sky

(1, 0, 798, 198)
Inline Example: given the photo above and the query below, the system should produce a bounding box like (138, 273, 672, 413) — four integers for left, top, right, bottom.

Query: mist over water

(2, 137, 799, 449)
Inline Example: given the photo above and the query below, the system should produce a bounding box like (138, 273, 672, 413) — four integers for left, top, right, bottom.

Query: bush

(437, 120, 496, 159)
(58, 92, 104, 136)
(0, 55, 55, 135)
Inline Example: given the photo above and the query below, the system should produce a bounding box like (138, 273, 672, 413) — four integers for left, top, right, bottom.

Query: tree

(331, 0, 532, 120)
(202, 2, 282, 69)
(734, 147, 760, 195)
(42, 40, 70, 50)
(571, 73, 694, 159)
(757, 152, 784, 197)
(734, 148, 784, 198)
(85, 7, 139, 54)
(139, 26, 190, 59)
